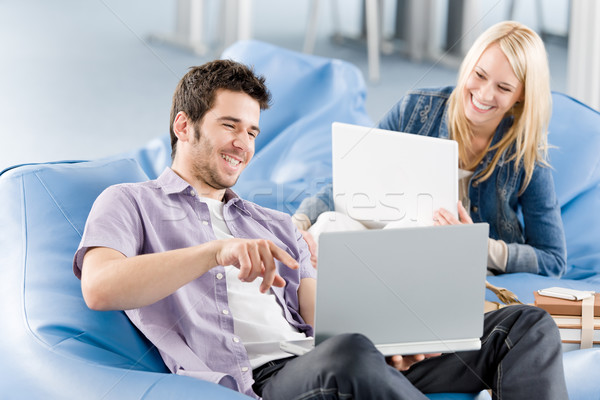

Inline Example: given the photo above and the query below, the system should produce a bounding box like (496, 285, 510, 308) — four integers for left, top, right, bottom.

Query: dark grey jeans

(252, 305, 568, 400)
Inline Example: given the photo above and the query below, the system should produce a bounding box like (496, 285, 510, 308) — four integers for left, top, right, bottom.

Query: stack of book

(533, 291, 599, 351)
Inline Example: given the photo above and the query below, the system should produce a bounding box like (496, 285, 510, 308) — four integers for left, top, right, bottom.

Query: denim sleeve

(507, 165, 567, 277)
(294, 183, 335, 225)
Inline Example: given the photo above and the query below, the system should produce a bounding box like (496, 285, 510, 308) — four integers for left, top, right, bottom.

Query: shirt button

(222, 309, 229, 315)
(216, 273, 224, 280)
(472, 181, 478, 188)
(233, 337, 240, 343)
(190, 190, 196, 196)
(472, 206, 479, 213)
(202, 221, 209, 226)
(241, 367, 249, 372)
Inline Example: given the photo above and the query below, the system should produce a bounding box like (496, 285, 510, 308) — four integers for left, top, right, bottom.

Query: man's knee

(315, 333, 383, 375)
(491, 304, 550, 324)
(521, 306, 561, 340)
(494, 305, 561, 344)
(508, 304, 555, 327)
(318, 333, 376, 356)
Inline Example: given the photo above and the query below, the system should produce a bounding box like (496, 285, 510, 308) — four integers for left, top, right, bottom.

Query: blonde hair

(447, 21, 551, 193)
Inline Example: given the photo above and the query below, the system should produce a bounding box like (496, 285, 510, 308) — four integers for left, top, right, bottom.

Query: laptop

(331, 122, 459, 229)
(280, 223, 489, 356)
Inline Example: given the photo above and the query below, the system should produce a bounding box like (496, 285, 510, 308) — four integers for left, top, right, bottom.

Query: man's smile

(221, 153, 243, 167)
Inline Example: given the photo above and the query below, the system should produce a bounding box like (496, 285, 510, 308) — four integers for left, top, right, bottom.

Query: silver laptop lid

(314, 223, 489, 355)
(332, 122, 459, 229)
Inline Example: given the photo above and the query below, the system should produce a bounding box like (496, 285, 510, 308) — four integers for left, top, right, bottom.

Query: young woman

(293, 21, 566, 277)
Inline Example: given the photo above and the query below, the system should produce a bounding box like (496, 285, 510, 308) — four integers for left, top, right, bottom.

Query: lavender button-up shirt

(73, 168, 316, 398)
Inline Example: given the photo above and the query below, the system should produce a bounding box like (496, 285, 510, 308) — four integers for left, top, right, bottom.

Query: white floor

(0, 1, 567, 171)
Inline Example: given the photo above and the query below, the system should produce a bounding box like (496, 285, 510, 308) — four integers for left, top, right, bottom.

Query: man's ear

(173, 111, 192, 143)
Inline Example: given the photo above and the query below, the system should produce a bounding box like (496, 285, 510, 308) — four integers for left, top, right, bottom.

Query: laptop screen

(332, 122, 458, 229)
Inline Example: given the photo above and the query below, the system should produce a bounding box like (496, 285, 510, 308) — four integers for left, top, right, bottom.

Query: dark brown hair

(169, 60, 271, 160)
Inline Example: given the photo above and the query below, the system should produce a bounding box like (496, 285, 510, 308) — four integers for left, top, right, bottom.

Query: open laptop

(331, 122, 459, 229)
(280, 223, 489, 356)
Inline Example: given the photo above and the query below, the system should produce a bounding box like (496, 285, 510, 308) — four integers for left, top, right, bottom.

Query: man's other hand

(386, 353, 442, 371)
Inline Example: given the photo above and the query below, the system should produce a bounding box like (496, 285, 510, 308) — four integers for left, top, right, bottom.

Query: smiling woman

(293, 21, 565, 278)
(448, 21, 552, 188)
(461, 43, 524, 157)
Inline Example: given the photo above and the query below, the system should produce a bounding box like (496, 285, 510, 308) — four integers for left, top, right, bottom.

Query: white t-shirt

(201, 197, 307, 369)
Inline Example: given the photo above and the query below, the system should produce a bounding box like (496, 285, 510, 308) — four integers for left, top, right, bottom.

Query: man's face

(189, 89, 261, 191)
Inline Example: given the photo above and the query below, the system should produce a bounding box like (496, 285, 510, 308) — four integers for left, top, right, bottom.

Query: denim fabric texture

(254, 307, 567, 400)
(295, 87, 566, 277)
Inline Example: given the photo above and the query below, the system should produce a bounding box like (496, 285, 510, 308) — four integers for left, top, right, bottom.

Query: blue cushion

(563, 348, 600, 400)
(560, 185, 600, 280)
(548, 93, 600, 206)
(15, 159, 163, 370)
(547, 92, 600, 279)
(119, 134, 172, 180)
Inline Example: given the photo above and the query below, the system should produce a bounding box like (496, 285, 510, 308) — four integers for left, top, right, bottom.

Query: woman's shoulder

(396, 86, 454, 117)
(404, 86, 455, 100)
(379, 86, 454, 133)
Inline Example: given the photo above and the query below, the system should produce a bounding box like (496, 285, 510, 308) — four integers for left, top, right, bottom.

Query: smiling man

(73, 62, 317, 398)
(73, 60, 568, 400)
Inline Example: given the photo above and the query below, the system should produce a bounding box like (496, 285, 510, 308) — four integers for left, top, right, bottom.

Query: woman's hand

(300, 230, 318, 268)
(292, 213, 318, 268)
(434, 201, 473, 225)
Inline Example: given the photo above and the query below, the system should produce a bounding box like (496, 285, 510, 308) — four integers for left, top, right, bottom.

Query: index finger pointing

(268, 242, 299, 270)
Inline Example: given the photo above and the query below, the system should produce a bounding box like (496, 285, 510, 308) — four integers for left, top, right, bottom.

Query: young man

(74, 60, 568, 399)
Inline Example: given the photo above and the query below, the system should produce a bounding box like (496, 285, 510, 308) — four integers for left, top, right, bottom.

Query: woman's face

(463, 44, 523, 136)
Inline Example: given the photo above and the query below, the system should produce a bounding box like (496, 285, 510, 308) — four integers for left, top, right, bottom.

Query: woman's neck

(462, 126, 495, 169)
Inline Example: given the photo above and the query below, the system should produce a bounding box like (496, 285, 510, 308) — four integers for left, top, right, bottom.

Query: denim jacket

(296, 87, 566, 277)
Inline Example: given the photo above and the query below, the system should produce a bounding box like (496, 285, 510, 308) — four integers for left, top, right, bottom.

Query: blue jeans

(252, 306, 568, 400)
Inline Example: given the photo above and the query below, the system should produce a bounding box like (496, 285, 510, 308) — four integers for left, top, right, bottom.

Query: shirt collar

(157, 167, 192, 195)
(156, 168, 247, 210)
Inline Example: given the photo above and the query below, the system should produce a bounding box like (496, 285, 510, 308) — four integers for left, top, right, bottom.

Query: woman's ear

(513, 96, 524, 108)
(173, 111, 191, 143)
(518, 92, 525, 103)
